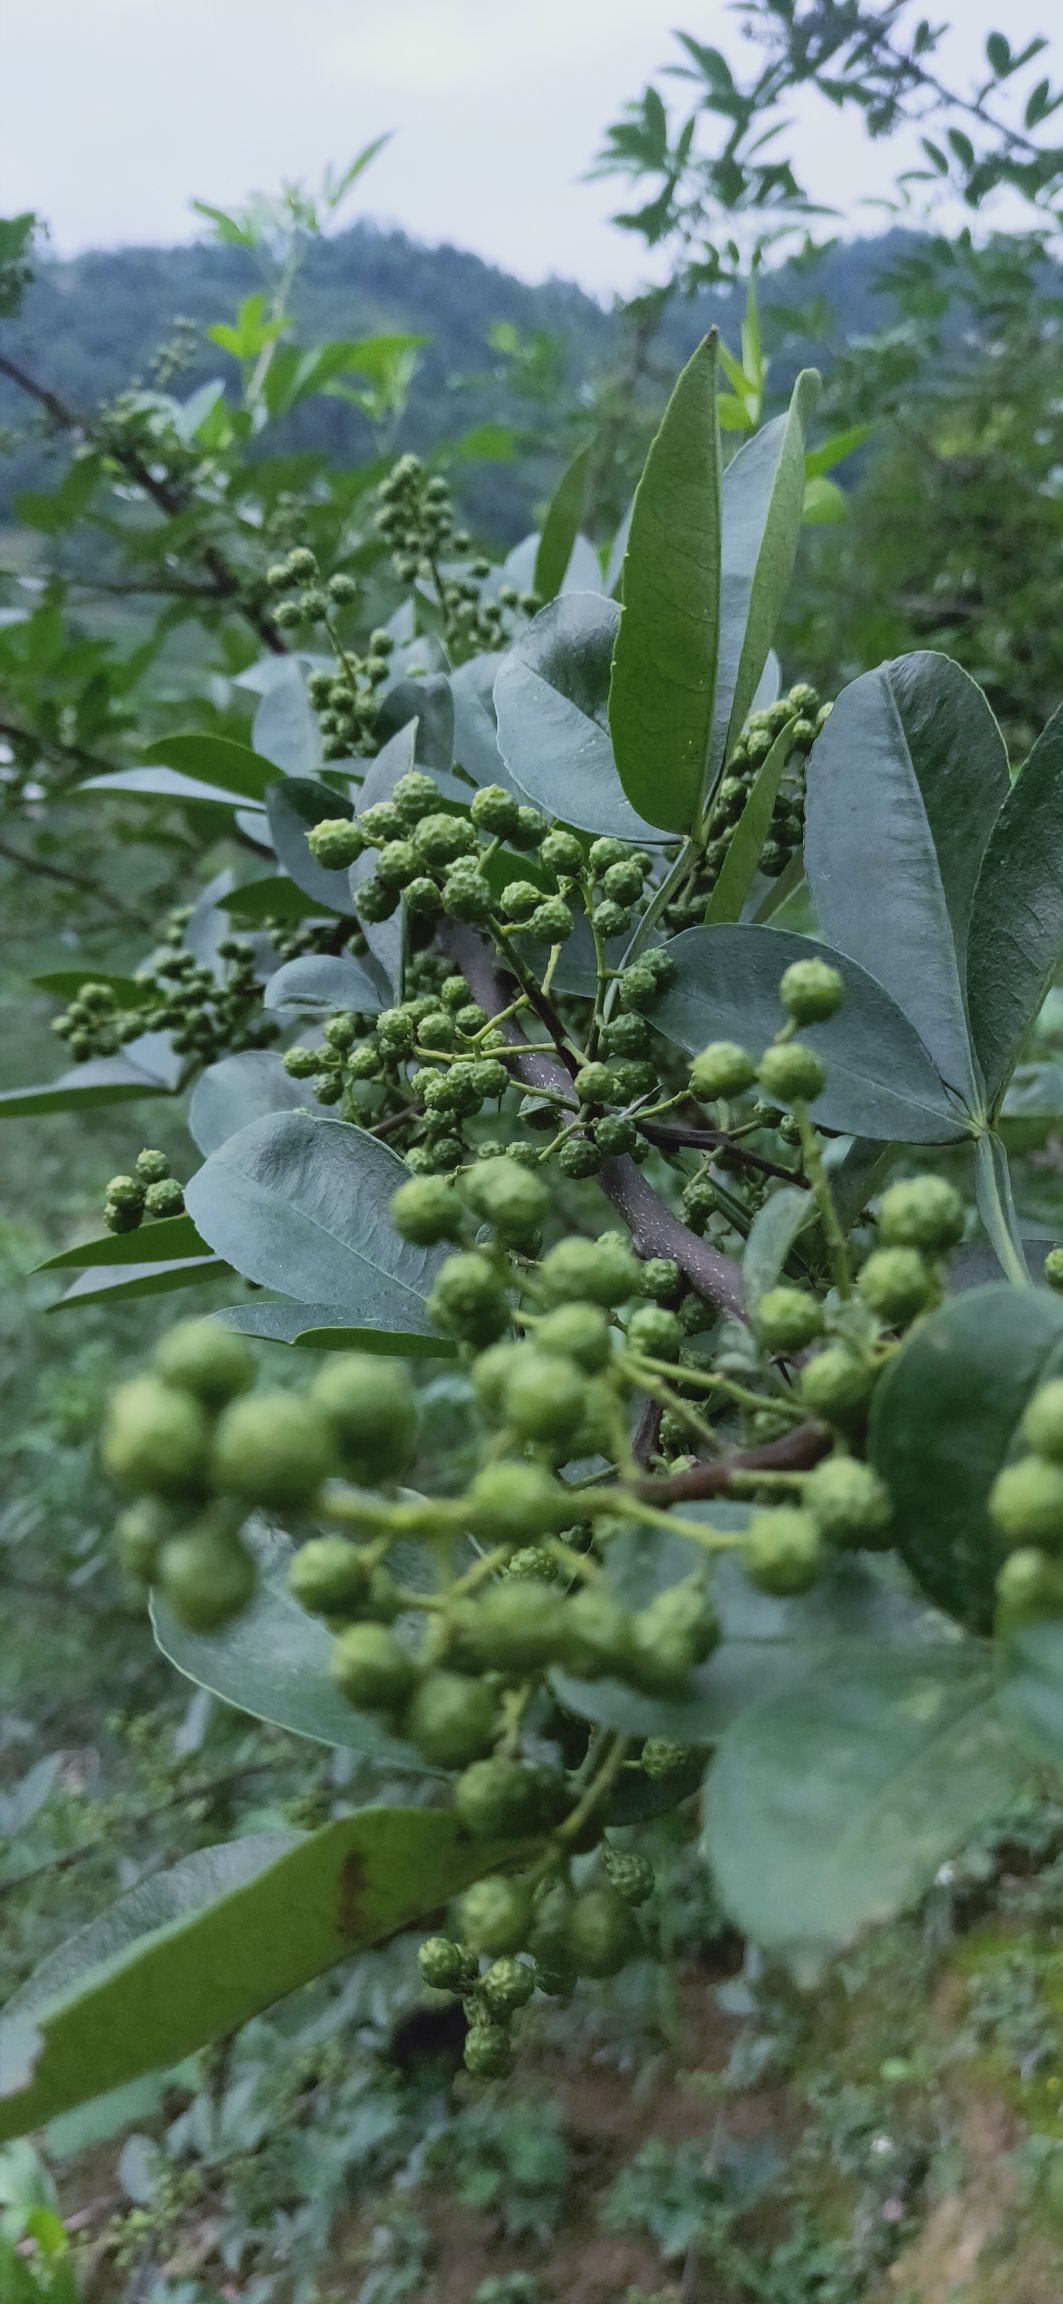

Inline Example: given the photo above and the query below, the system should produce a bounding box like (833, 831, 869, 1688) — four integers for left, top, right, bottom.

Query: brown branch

(0, 1758, 290, 1903)
(638, 1116, 804, 1186)
(635, 1418, 829, 1506)
(440, 922, 745, 1318)
(0, 831, 145, 920)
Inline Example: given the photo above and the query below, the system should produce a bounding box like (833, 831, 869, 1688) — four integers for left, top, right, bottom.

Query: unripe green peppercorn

(857, 1246, 934, 1326)
(804, 1456, 893, 1548)
(103, 1376, 211, 1497)
(289, 1536, 370, 1616)
(744, 1506, 823, 1595)
(602, 1847, 654, 1906)
(539, 1234, 640, 1308)
(427, 1252, 510, 1346)
(1022, 1380, 1063, 1464)
(527, 897, 573, 942)
(557, 1137, 601, 1178)
(557, 1589, 634, 1680)
(210, 1392, 335, 1512)
(480, 1956, 536, 2016)
(566, 1886, 639, 1978)
(1045, 1248, 1063, 1293)
(989, 1455, 1063, 1549)
(755, 1286, 824, 1355)
(308, 1354, 416, 1482)
(467, 1461, 568, 1543)
(413, 812, 477, 868)
(690, 1040, 756, 1101)
(757, 1041, 824, 1106)
(502, 1352, 587, 1447)
(391, 1174, 463, 1245)
(996, 1546, 1063, 1633)
(153, 1319, 255, 1408)
(471, 783, 521, 838)
(463, 1579, 567, 1673)
(463, 1155, 547, 1245)
(460, 1874, 533, 1956)
(330, 1622, 415, 1711)
(135, 1147, 170, 1184)
(463, 2020, 513, 2078)
(625, 1305, 684, 1362)
(115, 1495, 182, 1581)
(406, 1670, 498, 1767)
(799, 1345, 876, 1424)
(157, 1526, 255, 1631)
(307, 818, 364, 869)
(540, 828, 583, 876)
(778, 958, 844, 1024)
(418, 1935, 473, 1992)
(877, 1175, 964, 1254)
(455, 1756, 556, 1837)
(535, 1302, 612, 1373)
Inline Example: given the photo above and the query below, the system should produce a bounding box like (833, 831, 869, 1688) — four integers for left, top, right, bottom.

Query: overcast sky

(0, 0, 1055, 298)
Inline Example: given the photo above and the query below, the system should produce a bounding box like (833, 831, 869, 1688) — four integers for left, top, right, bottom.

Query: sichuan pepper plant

(6, 329, 1063, 2136)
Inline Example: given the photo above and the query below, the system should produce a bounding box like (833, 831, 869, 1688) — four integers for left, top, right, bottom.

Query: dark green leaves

(184, 1112, 447, 1347)
(0, 1057, 174, 1119)
(608, 336, 723, 835)
(36, 1215, 208, 1271)
(264, 952, 386, 1016)
(0, 1810, 514, 2140)
(967, 705, 1063, 1111)
(869, 1284, 1063, 1630)
(189, 1050, 322, 1158)
(135, 734, 279, 803)
(494, 594, 661, 841)
(804, 653, 1009, 1109)
(655, 924, 966, 1143)
(704, 1647, 1024, 1966)
(153, 1531, 437, 1771)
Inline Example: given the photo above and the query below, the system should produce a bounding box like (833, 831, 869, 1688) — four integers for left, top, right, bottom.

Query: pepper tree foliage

(6, 13, 1063, 2143)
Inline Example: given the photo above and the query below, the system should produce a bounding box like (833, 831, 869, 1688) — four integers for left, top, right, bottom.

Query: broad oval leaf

(190, 1050, 321, 1158)
(141, 733, 281, 802)
(36, 1214, 208, 1271)
(152, 1531, 438, 1771)
(494, 593, 662, 841)
(253, 664, 322, 777)
(450, 652, 506, 786)
(608, 336, 722, 835)
(263, 952, 386, 1015)
(654, 923, 966, 1143)
(869, 1283, 1063, 1630)
(50, 1257, 226, 1311)
(967, 704, 1063, 1111)
(703, 1646, 1023, 1965)
(0, 1809, 518, 2141)
(804, 652, 1009, 1108)
(185, 1111, 446, 1341)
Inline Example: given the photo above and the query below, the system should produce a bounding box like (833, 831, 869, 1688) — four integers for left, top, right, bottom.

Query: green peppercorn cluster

(373, 453, 538, 655)
(103, 1147, 184, 1234)
(52, 913, 280, 1070)
(990, 1379, 1063, 1628)
(664, 684, 830, 930)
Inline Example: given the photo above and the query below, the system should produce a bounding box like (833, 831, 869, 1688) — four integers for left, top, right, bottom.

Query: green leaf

(743, 1185, 814, 1308)
(804, 423, 872, 479)
(494, 595, 662, 842)
(704, 1646, 1023, 1965)
(608, 336, 722, 834)
(216, 1298, 455, 1360)
(999, 1618, 1063, 1769)
(185, 1112, 446, 1342)
(219, 876, 325, 925)
(0, 1809, 517, 2140)
(264, 952, 386, 1015)
(804, 652, 1009, 1109)
(78, 766, 251, 811)
(869, 1284, 1063, 1630)
(152, 1530, 438, 1769)
(141, 734, 280, 803)
(704, 718, 793, 921)
(708, 369, 820, 777)
(967, 705, 1063, 1111)
(49, 1257, 226, 1311)
(190, 1050, 323, 1158)
(533, 443, 591, 606)
(974, 1129, 1030, 1285)
(264, 776, 359, 912)
(31, 970, 150, 1009)
(654, 924, 966, 1143)
(801, 475, 846, 524)
(36, 1215, 208, 1271)
(0, 1059, 173, 1118)
(253, 665, 323, 777)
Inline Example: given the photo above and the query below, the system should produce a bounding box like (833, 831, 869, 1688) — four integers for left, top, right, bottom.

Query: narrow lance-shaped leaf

(608, 335, 722, 835)
(708, 368, 820, 778)
(804, 651, 1009, 1108)
(0, 1810, 521, 2140)
(494, 595, 662, 841)
(967, 704, 1063, 1111)
(704, 717, 793, 923)
(533, 441, 592, 605)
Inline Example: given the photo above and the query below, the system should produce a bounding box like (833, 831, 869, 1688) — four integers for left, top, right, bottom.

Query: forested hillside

(0, 218, 913, 540)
